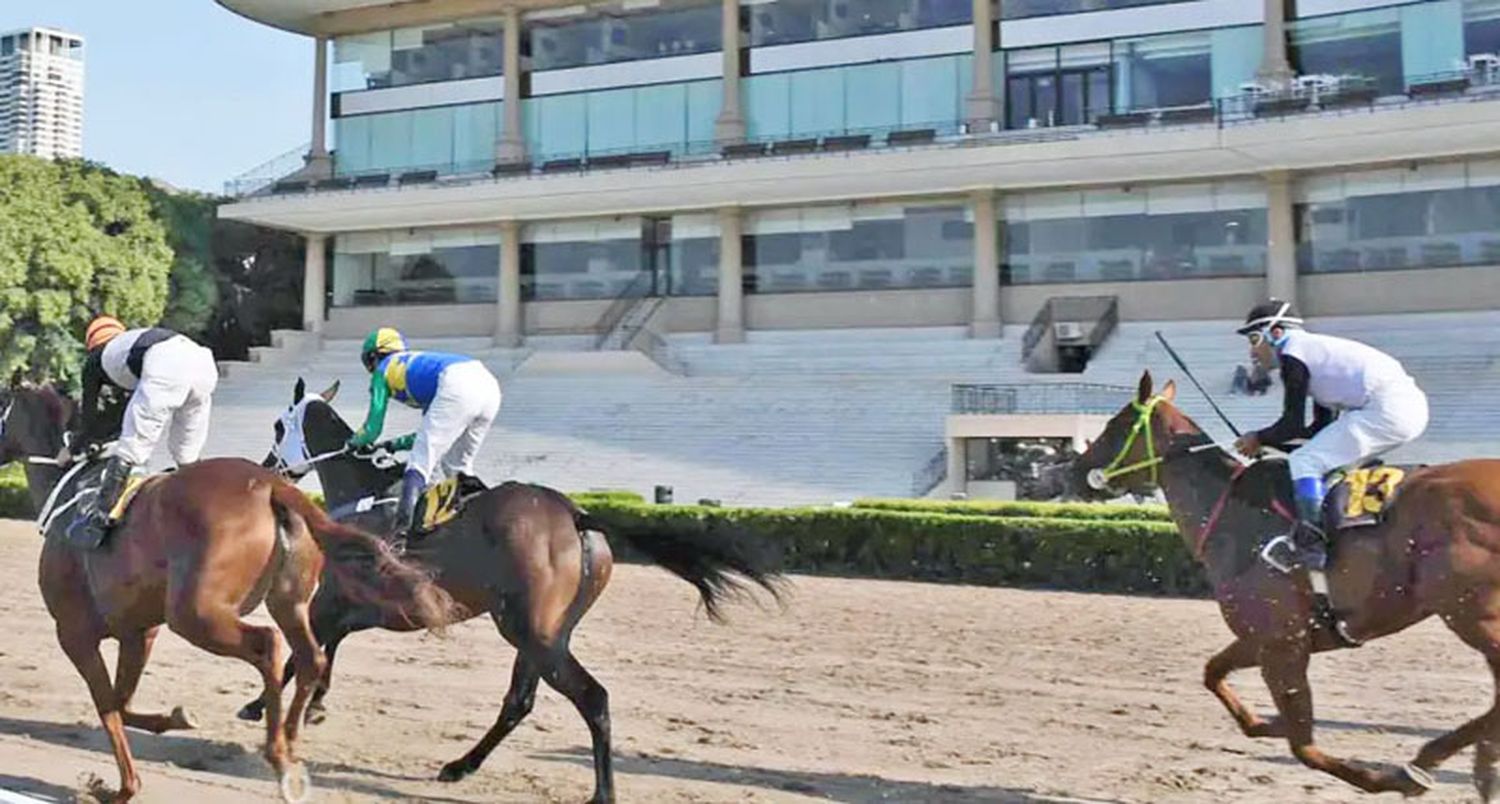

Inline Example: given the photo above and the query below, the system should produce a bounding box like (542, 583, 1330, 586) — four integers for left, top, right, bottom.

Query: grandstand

(201, 309, 1500, 507)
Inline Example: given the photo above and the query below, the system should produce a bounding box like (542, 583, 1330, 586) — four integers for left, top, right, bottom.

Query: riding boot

(65, 456, 132, 550)
(1261, 476, 1329, 573)
(391, 469, 424, 548)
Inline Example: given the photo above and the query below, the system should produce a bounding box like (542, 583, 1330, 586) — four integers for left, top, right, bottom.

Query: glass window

(522, 218, 645, 301)
(1289, 7, 1403, 95)
(1114, 31, 1210, 111)
(529, 1, 720, 71)
(1296, 160, 1500, 274)
(1003, 181, 1267, 284)
(1001, 0, 1193, 20)
(747, 0, 969, 48)
(668, 213, 720, 296)
(333, 18, 504, 91)
(335, 101, 501, 177)
(17, 33, 28, 51)
(1006, 44, 1111, 128)
(331, 229, 500, 307)
(48, 35, 63, 56)
(743, 200, 973, 294)
(1, 38, 12, 57)
(1467, 0, 1500, 57)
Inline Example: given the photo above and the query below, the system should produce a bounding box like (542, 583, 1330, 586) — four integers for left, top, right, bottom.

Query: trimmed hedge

(852, 498, 1172, 523)
(583, 499, 1205, 596)
(0, 465, 29, 519)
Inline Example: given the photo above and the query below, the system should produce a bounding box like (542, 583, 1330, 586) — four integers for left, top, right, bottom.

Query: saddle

(40, 465, 171, 548)
(412, 473, 489, 534)
(1321, 461, 1421, 532)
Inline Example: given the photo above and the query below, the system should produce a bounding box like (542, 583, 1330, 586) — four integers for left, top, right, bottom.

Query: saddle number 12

(1343, 466, 1406, 518)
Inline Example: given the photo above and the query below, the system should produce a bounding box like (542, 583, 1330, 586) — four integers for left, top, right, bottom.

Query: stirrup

(1259, 534, 1298, 574)
(1310, 583, 1363, 648)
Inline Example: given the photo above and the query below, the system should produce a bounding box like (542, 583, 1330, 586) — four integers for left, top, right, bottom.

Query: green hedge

(851, 498, 1171, 523)
(0, 465, 29, 519)
(584, 500, 1204, 596)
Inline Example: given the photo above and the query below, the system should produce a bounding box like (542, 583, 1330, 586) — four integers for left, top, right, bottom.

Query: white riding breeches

(117, 337, 220, 466)
(408, 360, 502, 483)
(1287, 378, 1429, 482)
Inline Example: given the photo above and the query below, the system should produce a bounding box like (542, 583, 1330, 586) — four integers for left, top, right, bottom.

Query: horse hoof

(169, 706, 197, 730)
(437, 762, 470, 783)
(279, 762, 312, 804)
(1398, 763, 1435, 797)
(237, 702, 264, 723)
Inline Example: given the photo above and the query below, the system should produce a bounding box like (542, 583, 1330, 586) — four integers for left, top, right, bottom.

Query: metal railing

(593, 270, 655, 350)
(910, 446, 948, 497)
(223, 142, 309, 198)
(951, 382, 1132, 415)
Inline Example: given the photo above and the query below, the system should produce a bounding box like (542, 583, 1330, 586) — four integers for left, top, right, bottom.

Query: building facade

(0, 27, 84, 160)
(217, 0, 1500, 344)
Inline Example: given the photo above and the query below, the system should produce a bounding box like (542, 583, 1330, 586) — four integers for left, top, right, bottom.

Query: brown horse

(0, 384, 455, 802)
(235, 378, 785, 803)
(1067, 370, 1500, 799)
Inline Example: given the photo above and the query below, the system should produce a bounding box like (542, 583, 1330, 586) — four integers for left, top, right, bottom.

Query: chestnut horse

(236, 378, 785, 803)
(0, 384, 455, 802)
(1069, 371, 1500, 799)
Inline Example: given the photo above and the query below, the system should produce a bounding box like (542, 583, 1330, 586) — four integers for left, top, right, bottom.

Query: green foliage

(149, 187, 220, 338)
(851, 498, 1172, 522)
(0, 156, 173, 388)
(0, 465, 32, 519)
(582, 499, 1204, 596)
(570, 490, 646, 506)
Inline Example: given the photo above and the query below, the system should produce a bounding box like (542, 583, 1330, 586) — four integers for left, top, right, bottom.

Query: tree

(150, 185, 220, 339)
(0, 156, 173, 389)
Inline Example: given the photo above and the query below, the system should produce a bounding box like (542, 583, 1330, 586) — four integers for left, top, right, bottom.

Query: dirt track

(0, 519, 1493, 803)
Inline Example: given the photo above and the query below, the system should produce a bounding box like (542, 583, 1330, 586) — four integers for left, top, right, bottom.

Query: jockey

(63, 316, 220, 546)
(1232, 300, 1429, 573)
(348, 327, 502, 538)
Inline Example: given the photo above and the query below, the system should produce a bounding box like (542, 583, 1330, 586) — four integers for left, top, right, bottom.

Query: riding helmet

(361, 327, 408, 372)
(85, 315, 126, 351)
(1236, 299, 1304, 336)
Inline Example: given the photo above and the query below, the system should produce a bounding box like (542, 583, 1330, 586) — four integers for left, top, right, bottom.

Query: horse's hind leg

(56, 624, 141, 800)
(439, 650, 541, 782)
(1415, 595, 1500, 799)
(1260, 643, 1429, 796)
(1204, 637, 1285, 739)
(115, 627, 196, 733)
(541, 650, 613, 804)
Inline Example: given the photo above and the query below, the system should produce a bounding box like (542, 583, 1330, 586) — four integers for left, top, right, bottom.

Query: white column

(1265, 171, 1298, 305)
(714, 0, 746, 143)
(970, 190, 1001, 338)
(496, 221, 523, 347)
(1258, 0, 1294, 87)
(498, 9, 526, 163)
(305, 36, 333, 178)
(946, 437, 966, 499)
(302, 233, 327, 333)
(715, 207, 745, 343)
(965, 0, 1000, 131)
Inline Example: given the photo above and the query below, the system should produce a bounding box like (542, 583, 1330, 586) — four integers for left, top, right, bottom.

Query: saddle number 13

(1344, 466, 1406, 518)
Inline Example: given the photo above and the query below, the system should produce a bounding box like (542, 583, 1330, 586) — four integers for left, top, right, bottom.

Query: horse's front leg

(1260, 641, 1430, 795)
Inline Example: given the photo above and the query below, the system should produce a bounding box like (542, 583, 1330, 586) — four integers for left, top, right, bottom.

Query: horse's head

(0, 383, 74, 466)
(266, 377, 349, 476)
(1068, 371, 1201, 500)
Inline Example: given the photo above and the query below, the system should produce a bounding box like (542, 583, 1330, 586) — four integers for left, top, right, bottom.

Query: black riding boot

(65, 456, 132, 550)
(391, 469, 424, 549)
(1291, 493, 1330, 572)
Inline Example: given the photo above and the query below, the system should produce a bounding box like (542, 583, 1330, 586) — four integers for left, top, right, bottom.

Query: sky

(3, 0, 313, 193)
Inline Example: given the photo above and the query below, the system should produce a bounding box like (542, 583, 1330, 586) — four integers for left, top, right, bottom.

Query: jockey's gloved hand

(379, 433, 417, 453)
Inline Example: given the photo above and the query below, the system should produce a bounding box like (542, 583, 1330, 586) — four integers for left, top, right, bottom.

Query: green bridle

(1087, 395, 1169, 492)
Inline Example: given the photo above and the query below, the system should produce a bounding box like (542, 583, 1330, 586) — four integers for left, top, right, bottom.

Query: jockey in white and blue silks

(347, 327, 502, 539)
(1232, 300, 1429, 574)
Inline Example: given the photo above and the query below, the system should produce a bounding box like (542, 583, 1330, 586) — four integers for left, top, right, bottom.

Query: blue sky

(3, 0, 312, 193)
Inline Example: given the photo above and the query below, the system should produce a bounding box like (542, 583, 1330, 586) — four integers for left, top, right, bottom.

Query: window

(333, 18, 504, 91)
(743, 200, 973, 293)
(528, 1, 720, 71)
(335, 101, 501, 177)
(1006, 43, 1112, 128)
(1003, 181, 1267, 284)
(1296, 160, 1500, 274)
(1001, 0, 1193, 20)
(1289, 7, 1402, 95)
(747, 0, 969, 48)
(521, 218, 644, 301)
(331, 229, 500, 307)
(668, 213, 720, 296)
(1113, 31, 1211, 111)
(1467, 0, 1500, 58)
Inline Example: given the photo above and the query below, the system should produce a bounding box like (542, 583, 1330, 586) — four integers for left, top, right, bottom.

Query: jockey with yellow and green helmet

(349, 327, 502, 539)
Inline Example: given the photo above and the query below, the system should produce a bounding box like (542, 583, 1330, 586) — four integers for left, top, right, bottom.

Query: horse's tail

(269, 481, 460, 632)
(597, 513, 787, 623)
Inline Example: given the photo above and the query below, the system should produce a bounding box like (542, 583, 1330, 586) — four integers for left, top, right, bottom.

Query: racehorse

(1068, 371, 1500, 799)
(237, 378, 785, 803)
(0, 383, 456, 802)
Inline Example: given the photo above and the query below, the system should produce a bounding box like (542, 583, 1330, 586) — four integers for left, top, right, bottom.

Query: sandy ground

(0, 520, 1495, 804)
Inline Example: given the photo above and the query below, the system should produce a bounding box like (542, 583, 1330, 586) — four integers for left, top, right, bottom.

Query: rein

(1088, 396, 1233, 492)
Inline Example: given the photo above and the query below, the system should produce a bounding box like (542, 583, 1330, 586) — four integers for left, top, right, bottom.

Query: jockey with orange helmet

(62, 315, 220, 548)
(350, 327, 501, 540)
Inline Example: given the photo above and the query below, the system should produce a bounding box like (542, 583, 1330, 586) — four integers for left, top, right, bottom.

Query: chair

(721, 142, 767, 160)
(492, 161, 531, 178)
(541, 158, 584, 174)
(397, 170, 438, 186)
(886, 128, 937, 146)
(352, 173, 390, 189)
(821, 134, 871, 152)
(770, 138, 819, 156)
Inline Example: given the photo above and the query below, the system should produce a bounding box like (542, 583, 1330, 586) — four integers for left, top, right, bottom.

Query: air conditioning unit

(1054, 321, 1085, 342)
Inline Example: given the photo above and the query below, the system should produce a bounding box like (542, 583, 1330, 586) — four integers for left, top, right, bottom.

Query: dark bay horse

(0, 384, 455, 802)
(1069, 371, 1500, 799)
(238, 378, 784, 803)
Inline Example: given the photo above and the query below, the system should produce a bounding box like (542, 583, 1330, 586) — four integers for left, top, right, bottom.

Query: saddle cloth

(1321, 462, 1420, 531)
(413, 473, 488, 534)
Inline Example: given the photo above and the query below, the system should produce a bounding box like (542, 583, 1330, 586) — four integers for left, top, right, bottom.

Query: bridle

(1085, 395, 1237, 495)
